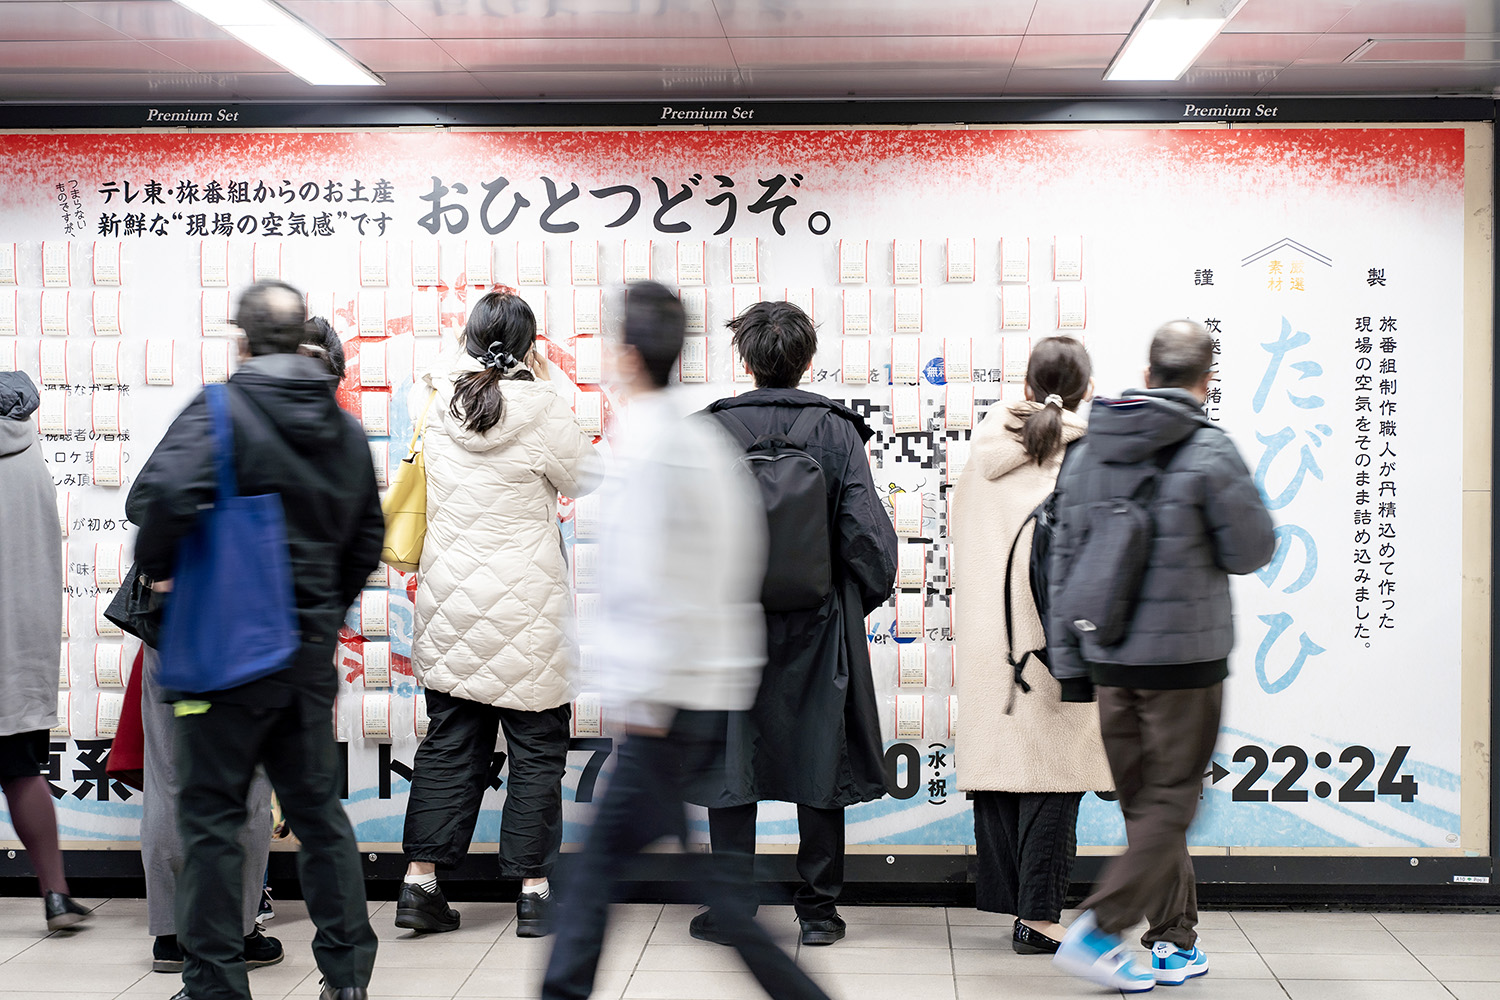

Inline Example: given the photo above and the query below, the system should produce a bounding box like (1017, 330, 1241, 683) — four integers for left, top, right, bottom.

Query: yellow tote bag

(381, 390, 437, 572)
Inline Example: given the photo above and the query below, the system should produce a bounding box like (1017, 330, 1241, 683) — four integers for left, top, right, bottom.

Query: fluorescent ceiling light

(1105, 0, 1248, 82)
(174, 0, 383, 87)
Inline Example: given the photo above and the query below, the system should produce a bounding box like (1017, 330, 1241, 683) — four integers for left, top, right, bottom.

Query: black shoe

(152, 934, 184, 973)
(318, 986, 367, 1000)
(799, 914, 846, 946)
(244, 928, 284, 968)
(1011, 918, 1062, 955)
(688, 910, 734, 947)
(43, 891, 91, 930)
(515, 892, 552, 938)
(169, 989, 193, 1000)
(257, 884, 274, 925)
(394, 881, 460, 934)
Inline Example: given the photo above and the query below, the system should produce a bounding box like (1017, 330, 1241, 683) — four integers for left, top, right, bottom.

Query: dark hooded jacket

(127, 353, 384, 705)
(691, 387, 898, 809)
(1047, 388, 1274, 692)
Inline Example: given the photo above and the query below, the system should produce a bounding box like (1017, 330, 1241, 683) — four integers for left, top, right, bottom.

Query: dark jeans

(973, 790, 1083, 923)
(175, 689, 377, 1000)
(1084, 683, 1223, 950)
(402, 689, 571, 878)
(707, 801, 844, 922)
(542, 711, 829, 1000)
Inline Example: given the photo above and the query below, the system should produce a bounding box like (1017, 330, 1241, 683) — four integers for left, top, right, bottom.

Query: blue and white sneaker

(1053, 910, 1156, 993)
(1150, 941, 1209, 984)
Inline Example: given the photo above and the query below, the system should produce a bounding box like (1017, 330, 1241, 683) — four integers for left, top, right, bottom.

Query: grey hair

(1147, 319, 1215, 390)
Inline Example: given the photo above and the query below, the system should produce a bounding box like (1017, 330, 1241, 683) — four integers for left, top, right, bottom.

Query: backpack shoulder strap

(714, 409, 757, 451)
(1002, 504, 1042, 679)
(784, 406, 825, 450)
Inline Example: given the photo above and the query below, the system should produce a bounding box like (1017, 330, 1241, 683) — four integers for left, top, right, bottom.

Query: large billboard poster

(0, 125, 1475, 856)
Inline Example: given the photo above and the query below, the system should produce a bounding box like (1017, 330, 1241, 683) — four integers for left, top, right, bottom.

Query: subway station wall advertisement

(0, 125, 1471, 857)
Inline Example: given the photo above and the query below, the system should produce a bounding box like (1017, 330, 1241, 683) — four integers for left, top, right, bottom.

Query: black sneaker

(688, 910, 734, 947)
(394, 882, 460, 934)
(43, 891, 91, 931)
(244, 928, 284, 968)
(257, 884, 274, 925)
(515, 892, 551, 938)
(318, 983, 367, 1000)
(169, 989, 193, 1000)
(799, 914, 846, 946)
(153, 934, 184, 973)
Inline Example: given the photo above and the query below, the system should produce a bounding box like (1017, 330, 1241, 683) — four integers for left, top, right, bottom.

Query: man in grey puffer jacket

(1048, 321, 1274, 994)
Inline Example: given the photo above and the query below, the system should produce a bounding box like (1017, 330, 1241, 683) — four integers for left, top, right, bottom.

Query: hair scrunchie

(477, 341, 524, 373)
(1043, 393, 1064, 408)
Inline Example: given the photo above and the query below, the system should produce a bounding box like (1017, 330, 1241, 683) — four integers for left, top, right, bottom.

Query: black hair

(622, 282, 686, 389)
(727, 300, 816, 389)
(450, 290, 537, 436)
(300, 316, 346, 380)
(1007, 335, 1092, 465)
(1148, 319, 1216, 390)
(235, 280, 307, 356)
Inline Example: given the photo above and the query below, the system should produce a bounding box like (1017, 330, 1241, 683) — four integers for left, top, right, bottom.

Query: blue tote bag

(156, 384, 299, 693)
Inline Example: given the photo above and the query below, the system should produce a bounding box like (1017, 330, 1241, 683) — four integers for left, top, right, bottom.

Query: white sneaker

(1053, 910, 1156, 993)
(1150, 940, 1209, 984)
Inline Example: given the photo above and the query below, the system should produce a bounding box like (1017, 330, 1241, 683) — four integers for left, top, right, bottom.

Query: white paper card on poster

(784, 287, 814, 321)
(841, 339, 870, 385)
(93, 441, 123, 487)
(94, 642, 124, 687)
(891, 384, 922, 433)
(945, 383, 974, 431)
(358, 340, 388, 387)
(575, 390, 602, 435)
(946, 237, 975, 283)
(93, 241, 121, 286)
(201, 341, 230, 384)
(838, 239, 867, 284)
(42, 241, 70, 287)
(679, 335, 707, 383)
(413, 339, 441, 380)
(411, 289, 440, 338)
(897, 542, 926, 590)
(201, 290, 231, 336)
(517, 288, 546, 338)
(1001, 287, 1031, 330)
(96, 691, 124, 739)
(622, 239, 652, 283)
(465, 240, 494, 286)
(358, 290, 386, 339)
(0, 291, 15, 336)
(572, 288, 602, 337)
(894, 691, 924, 739)
(41, 290, 69, 336)
(1001, 237, 1030, 282)
(947, 694, 958, 739)
(516, 240, 546, 285)
(253, 242, 281, 282)
(92, 290, 122, 337)
(572, 542, 598, 590)
(732, 345, 754, 384)
(1057, 285, 1087, 329)
(730, 237, 759, 283)
(411, 240, 441, 286)
(573, 493, 601, 540)
(894, 287, 923, 333)
(0, 243, 15, 285)
(574, 335, 602, 384)
(842, 289, 871, 336)
(364, 642, 391, 688)
(59, 643, 71, 688)
(946, 437, 972, 483)
(52, 691, 71, 738)
(369, 441, 389, 489)
(575, 593, 599, 644)
(60, 594, 70, 640)
(1053, 235, 1083, 280)
(91, 392, 121, 435)
(896, 592, 924, 639)
(893, 492, 924, 537)
(94, 542, 123, 588)
(676, 240, 705, 285)
(572, 692, 604, 737)
(366, 563, 392, 589)
(39, 341, 68, 386)
(360, 392, 389, 436)
(891, 335, 920, 384)
(944, 338, 972, 382)
(413, 689, 431, 739)
(38, 388, 67, 433)
(570, 239, 599, 285)
(898, 643, 927, 687)
(680, 287, 707, 335)
(56, 492, 70, 537)
(731, 285, 761, 320)
(0, 341, 14, 371)
(360, 590, 389, 637)
(893, 239, 922, 284)
(200, 240, 228, 287)
(361, 693, 391, 739)
(1003, 337, 1030, 383)
(360, 240, 388, 287)
(95, 593, 122, 636)
(146, 340, 174, 385)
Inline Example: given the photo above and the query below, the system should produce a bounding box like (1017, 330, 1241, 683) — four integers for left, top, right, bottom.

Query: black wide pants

(972, 790, 1084, 923)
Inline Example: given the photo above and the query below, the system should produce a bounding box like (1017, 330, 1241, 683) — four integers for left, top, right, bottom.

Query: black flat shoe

(319, 985, 367, 1000)
(515, 892, 552, 938)
(689, 910, 734, 946)
(799, 915, 846, 946)
(1012, 918, 1062, 955)
(43, 891, 91, 930)
(244, 928, 284, 968)
(394, 882, 460, 934)
(153, 934, 184, 973)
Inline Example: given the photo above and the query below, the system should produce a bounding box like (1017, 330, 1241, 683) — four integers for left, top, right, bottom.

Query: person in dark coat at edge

(128, 281, 383, 1000)
(688, 300, 898, 948)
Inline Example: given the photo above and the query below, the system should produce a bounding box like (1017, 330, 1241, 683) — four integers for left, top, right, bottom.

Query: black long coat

(693, 388, 898, 810)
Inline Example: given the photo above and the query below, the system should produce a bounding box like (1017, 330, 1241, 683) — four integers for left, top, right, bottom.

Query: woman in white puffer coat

(397, 290, 602, 940)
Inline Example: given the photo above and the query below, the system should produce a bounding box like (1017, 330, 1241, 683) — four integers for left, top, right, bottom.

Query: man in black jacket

(128, 281, 383, 1000)
(1048, 321, 1274, 993)
(688, 300, 898, 948)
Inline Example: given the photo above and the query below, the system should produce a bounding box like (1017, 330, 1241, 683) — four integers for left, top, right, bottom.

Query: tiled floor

(0, 896, 1497, 999)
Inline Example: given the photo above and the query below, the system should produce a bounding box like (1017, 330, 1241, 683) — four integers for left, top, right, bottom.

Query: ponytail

(1008, 336, 1092, 465)
(450, 290, 537, 435)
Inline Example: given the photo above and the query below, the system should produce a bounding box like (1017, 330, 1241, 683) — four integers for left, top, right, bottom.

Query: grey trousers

(141, 646, 272, 937)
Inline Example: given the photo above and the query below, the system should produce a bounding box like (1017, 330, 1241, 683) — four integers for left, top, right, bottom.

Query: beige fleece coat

(952, 402, 1113, 793)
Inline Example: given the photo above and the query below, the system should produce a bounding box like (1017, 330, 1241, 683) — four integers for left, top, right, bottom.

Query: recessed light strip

(174, 0, 383, 87)
(1104, 0, 1249, 83)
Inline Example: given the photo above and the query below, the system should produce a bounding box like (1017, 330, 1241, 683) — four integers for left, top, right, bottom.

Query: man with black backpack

(1048, 321, 1274, 994)
(689, 300, 898, 948)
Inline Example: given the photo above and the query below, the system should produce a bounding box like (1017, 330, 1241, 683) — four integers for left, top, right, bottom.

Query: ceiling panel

(1329, 0, 1498, 34)
(437, 35, 739, 74)
(727, 35, 1022, 73)
(279, 1, 421, 40)
(1024, 0, 1150, 35)
(68, 0, 238, 41)
(714, 0, 1039, 37)
(0, 38, 189, 71)
(1196, 32, 1322, 69)
(0, 71, 233, 101)
(1011, 34, 1126, 70)
(1268, 62, 1500, 93)
(221, 71, 495, 100)
(1223, 0, 1359, 34)
(389, 0, 727, 39)
(141, 38, 289, 74)
(0, 1, 129, 40)
(338, 37, 465, 73)
(1292, 32, 1384, 64)
(472, 70, 747, 99)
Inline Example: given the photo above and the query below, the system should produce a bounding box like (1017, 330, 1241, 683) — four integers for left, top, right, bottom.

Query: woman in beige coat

(952, 336, 1112, 955)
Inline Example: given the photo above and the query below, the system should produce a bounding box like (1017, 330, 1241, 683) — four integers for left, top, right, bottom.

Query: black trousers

(542, 712, 829, 1000)
(707, 801, 844, 922)
(175, 688, 377, 1000)
(972, 790, 1084, 923)
(402, 689, 571, 878)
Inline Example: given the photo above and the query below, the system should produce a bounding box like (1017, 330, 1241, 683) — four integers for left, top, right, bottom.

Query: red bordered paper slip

(1003, 337, 1031, 386)
(898, 643, 927, 687)
(571, 692, 604, 737)
(358, 340, 389, 388)
(361, 693, 391, 739)
(947, 695, 958, 739)
(201, 290, 231, 337)
(946, 492, 957, 541)
(730, 284, 761, 320)
(412, 288, 441, 338)
(95, 691, 124, 739)
(56, 492, 70, 537)
(59, 641, 72, 688)
(52, 692, 71, 738)
(41, 290, 70, 337)
(360, 391, 389, 436)
(891, 335, 920, 384)
(93, 240, 121, 286)
(574, 335, 603, 384)
(894, 287, 923, 333)
(39, 340, 68, 387)
(570, 239, 599, 285)
(359, 590, 389, 637)
(895, 692, 924, 739)
(200, 340, 230, 385)
(0, 289, 16, 336)
(305, 291, 335, 329)
(0, 340, 15, 371)
(893, 239, 921, 285)
(837, 239, 867, 284)
(944, 338, 972, 383)
(679, 287, 707, 335)
(360, 240, 389, 287)
(574, 592, 599, 645)
(369, 441, 389, 489)
(784, 287, 814, 322)
(730, 237, 759, 283)
(94, 642, 125, 687)
(678, 335, 707, 383)
(945, 438, 971, 485)
(367, 563, 393, 589)
(414, 690, 431, 739)
(573, 288, 602, 337)
(358, 289, 386, 339)
(841, 339, 870, 385)
(841, 289, 871, 336)
(364, 641, 391, 687)
(1057, 285, 1087, 330)
(516, 240, 546, 285)
(897, 541, 926, 590)
(1001, 286, 1031, 331)
(890, 384, 922, 434)
(92, 440, 124, 488)
(0, 242, 16, 285)
(573, 493, 601, 541)
(1000, 236, 1030, 283)
(37, 387, 67, 433)
(411, 240, 441, 287)
(92, 290, 122, 337)
(253, 241, 282, 282)
(93, 542, 124, 589)
(94, 592, 122, 636)
(622, 239, 652, 283)
(42, 241, 71, 287)
(61, 588, 71, 640)
(517, 288, 546, 339)
(1053, 235, 1084, 281)
(466, 239, 494, 286)
(946, 237, 975, 283)
(945, 383, 974, 431)
(675, 240, 705, 286)
(200, 239, 229, 287)
(892, 491, 925, 537)
(896, 592, 925, 639)
(574, 390, 603, 435)
(145, 340, 174, 386)
(91, 391, 121, 436)
(732, 344, 754, 384)
(571, 541, 598, 591)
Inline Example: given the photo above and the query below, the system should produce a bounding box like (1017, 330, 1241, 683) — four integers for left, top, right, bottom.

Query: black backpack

(1001, 444, 1074, 695)
(715, 407, 834, 613)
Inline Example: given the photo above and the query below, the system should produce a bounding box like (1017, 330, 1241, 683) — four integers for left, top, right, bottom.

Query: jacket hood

(423, 355, 558, 453)
(0, 371, 40, 458)
(1086, 388, 1214, 464)
(228, 353, 344, 453)
(706, 387, 877, 442)
(973, 401, 1087, 481)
